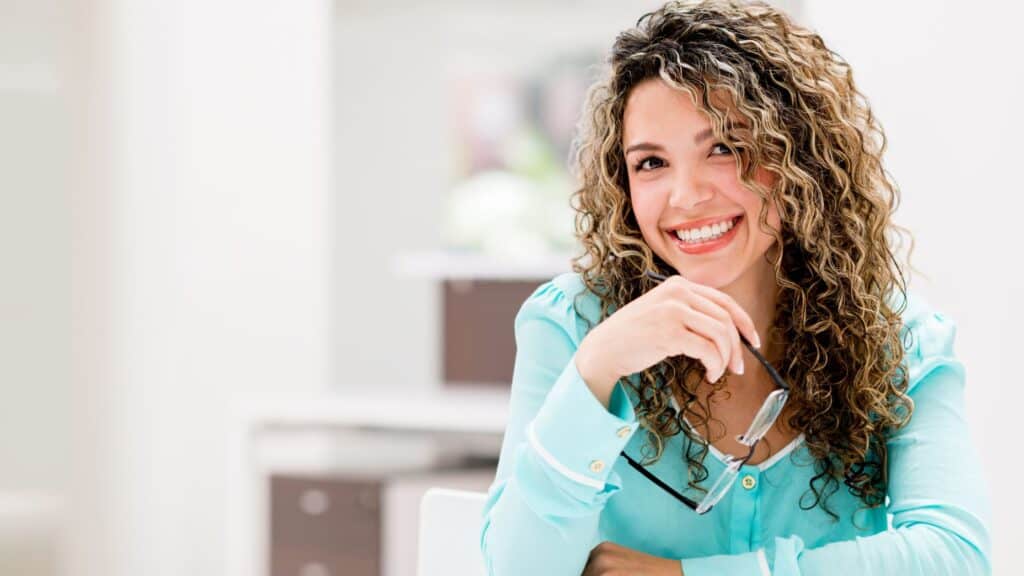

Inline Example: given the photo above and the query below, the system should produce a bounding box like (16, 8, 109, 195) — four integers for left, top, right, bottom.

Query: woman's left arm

(677, 305, 993, 576)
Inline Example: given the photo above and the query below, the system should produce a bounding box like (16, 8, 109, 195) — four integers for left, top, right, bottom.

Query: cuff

(528, 351, 639, 491)
(682, 549, 771, 576)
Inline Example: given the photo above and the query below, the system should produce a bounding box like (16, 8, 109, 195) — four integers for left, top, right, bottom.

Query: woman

(478, 1, 991, 575)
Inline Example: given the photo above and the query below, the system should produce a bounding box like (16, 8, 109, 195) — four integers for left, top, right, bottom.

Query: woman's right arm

(479, 274, 759, 575)
(478, 279, 642, 576)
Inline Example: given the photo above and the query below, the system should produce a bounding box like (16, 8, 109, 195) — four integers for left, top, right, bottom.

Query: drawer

(270, 475, 381, 576)
(271, 543, 371, 576)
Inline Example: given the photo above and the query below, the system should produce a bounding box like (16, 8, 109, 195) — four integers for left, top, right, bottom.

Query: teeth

(674, 217, 736, 243)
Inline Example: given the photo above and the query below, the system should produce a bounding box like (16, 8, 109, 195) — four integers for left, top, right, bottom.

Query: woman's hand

(575, 274, 761, 407)
(583, 541, 683, 576)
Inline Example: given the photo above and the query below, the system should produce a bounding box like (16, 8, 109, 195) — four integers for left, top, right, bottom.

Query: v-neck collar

(666, 394, 806, 472)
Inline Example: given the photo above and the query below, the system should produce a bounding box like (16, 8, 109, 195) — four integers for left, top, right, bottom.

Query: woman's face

(623, 77, 781, 290)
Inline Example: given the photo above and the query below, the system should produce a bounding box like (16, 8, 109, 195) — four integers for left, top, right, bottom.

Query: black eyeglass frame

(618, 270, 792, 515)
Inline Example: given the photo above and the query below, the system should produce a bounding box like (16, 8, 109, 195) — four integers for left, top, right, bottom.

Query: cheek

(629, 192, 660, 233)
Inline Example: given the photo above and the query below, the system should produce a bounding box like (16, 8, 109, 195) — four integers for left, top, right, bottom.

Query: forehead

(622, 78, 738, 143)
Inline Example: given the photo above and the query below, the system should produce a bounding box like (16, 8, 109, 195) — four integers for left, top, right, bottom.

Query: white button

(589, 459, 605, 473)
(741, 474, 757, 490)
(616, 426, 632, 438)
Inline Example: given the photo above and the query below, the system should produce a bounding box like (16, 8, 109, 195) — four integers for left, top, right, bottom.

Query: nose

(667, 169, 713, 211)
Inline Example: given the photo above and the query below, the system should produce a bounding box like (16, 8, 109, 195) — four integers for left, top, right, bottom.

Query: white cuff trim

(757, 548, 771, 576)
(527, 420, 604, 489)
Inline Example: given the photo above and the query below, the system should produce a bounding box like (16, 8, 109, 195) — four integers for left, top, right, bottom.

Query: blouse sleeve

(682, 297, 993, 576)
(479, 278, 641, 576)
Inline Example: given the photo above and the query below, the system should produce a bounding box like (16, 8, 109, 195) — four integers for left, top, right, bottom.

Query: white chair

(417, 487, 489, 576)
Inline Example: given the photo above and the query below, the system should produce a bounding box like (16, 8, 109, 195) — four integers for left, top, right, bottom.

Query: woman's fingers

(657, 275, 759, 381)
(675, 304, 734, 380)
(676, 327, 724, 382)
(687, 281, 761, 349)
(684, 292, 745, 376)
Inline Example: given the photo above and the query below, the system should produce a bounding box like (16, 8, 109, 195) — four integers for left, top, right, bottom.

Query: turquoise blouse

(479, 272, 991, 575)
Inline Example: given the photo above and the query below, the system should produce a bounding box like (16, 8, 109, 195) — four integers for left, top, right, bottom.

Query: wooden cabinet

(268, 468, 495, 576)
(442, 279, 543, 387)
(392, 249, 574, 388)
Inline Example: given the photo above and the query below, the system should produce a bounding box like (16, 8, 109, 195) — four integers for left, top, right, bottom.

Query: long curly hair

(567, 0, 917, 521)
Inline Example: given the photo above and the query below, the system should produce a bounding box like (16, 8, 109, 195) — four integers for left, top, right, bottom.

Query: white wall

(66, 1, 331, 574)
(799, 2, 1022, 573)
(1, 1, 71, 573)
(0, 0, 71, 498)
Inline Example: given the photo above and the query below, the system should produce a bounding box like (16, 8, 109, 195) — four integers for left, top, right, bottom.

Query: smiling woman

(478, 1, 992, 575)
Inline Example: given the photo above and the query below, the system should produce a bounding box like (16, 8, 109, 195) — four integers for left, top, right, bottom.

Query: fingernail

(752, 333, 762, 349)
(736, 360, 745, 375)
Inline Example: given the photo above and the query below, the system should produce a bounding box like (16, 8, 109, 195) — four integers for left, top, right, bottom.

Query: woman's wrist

(575, 333, 621, 409)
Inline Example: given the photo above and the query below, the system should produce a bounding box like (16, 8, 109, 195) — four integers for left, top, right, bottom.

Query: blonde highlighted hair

(568, 0, 915, 520)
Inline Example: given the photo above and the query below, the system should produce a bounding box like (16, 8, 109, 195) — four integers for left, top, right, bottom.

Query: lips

(667, 214, 743, 255)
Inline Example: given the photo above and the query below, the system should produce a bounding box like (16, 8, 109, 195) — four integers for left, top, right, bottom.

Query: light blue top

(479, 272, 991, 575)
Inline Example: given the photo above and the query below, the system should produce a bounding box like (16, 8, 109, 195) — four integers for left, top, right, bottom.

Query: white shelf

(243, 387, 510, 435)
(390, 249, 577, 281)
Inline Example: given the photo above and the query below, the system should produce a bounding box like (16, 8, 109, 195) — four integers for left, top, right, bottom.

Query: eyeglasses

(618, 270, 791, 515)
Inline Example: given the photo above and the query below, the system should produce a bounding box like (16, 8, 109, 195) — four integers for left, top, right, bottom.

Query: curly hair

(567, 0, 918, 521)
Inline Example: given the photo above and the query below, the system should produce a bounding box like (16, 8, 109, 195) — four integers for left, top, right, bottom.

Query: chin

(669, 263, 740, 289)
(697, 273, 739, 290)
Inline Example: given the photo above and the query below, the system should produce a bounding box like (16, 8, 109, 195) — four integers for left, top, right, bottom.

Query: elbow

(894, 498, 991, 575)
(944, 529, 991, 576)
(912, 519, 991, 576)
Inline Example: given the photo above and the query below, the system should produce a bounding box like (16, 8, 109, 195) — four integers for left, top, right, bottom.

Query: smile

(667, 215, 743, 255)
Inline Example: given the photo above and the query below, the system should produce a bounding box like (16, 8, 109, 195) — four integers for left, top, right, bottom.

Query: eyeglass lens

(696, 465, 741, 514)
(738, 389, 789, 445)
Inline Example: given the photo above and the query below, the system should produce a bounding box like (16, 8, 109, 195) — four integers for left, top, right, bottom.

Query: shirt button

(741, 474, 757, 490)
(616, 426, 632, 438)
(590, 459, 605, 473)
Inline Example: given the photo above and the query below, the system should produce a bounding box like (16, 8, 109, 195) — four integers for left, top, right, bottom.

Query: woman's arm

(479, 279, 641, 576)
(680, 305, 992, 576)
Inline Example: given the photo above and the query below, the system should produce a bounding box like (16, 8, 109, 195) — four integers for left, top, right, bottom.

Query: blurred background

(1, 0, 1020, 574)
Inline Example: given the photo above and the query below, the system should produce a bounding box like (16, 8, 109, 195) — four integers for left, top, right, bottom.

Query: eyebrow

(624, 123, 748, 156)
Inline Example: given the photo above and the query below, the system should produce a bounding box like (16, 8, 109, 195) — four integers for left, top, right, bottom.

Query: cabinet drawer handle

(300, 561, 330, 576)
(299, 489, 330, 516)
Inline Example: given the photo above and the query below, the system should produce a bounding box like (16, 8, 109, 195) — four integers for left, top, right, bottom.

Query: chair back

(417, 487, 488, 576)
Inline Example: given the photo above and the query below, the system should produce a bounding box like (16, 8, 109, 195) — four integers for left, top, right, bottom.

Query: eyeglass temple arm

(620, 451, 700, 510)
(743, 339, 789, 391)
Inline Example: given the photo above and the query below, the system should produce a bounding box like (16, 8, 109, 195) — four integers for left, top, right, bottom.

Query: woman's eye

(711, 142, 733, 156)
(634, 156, 665, 172)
